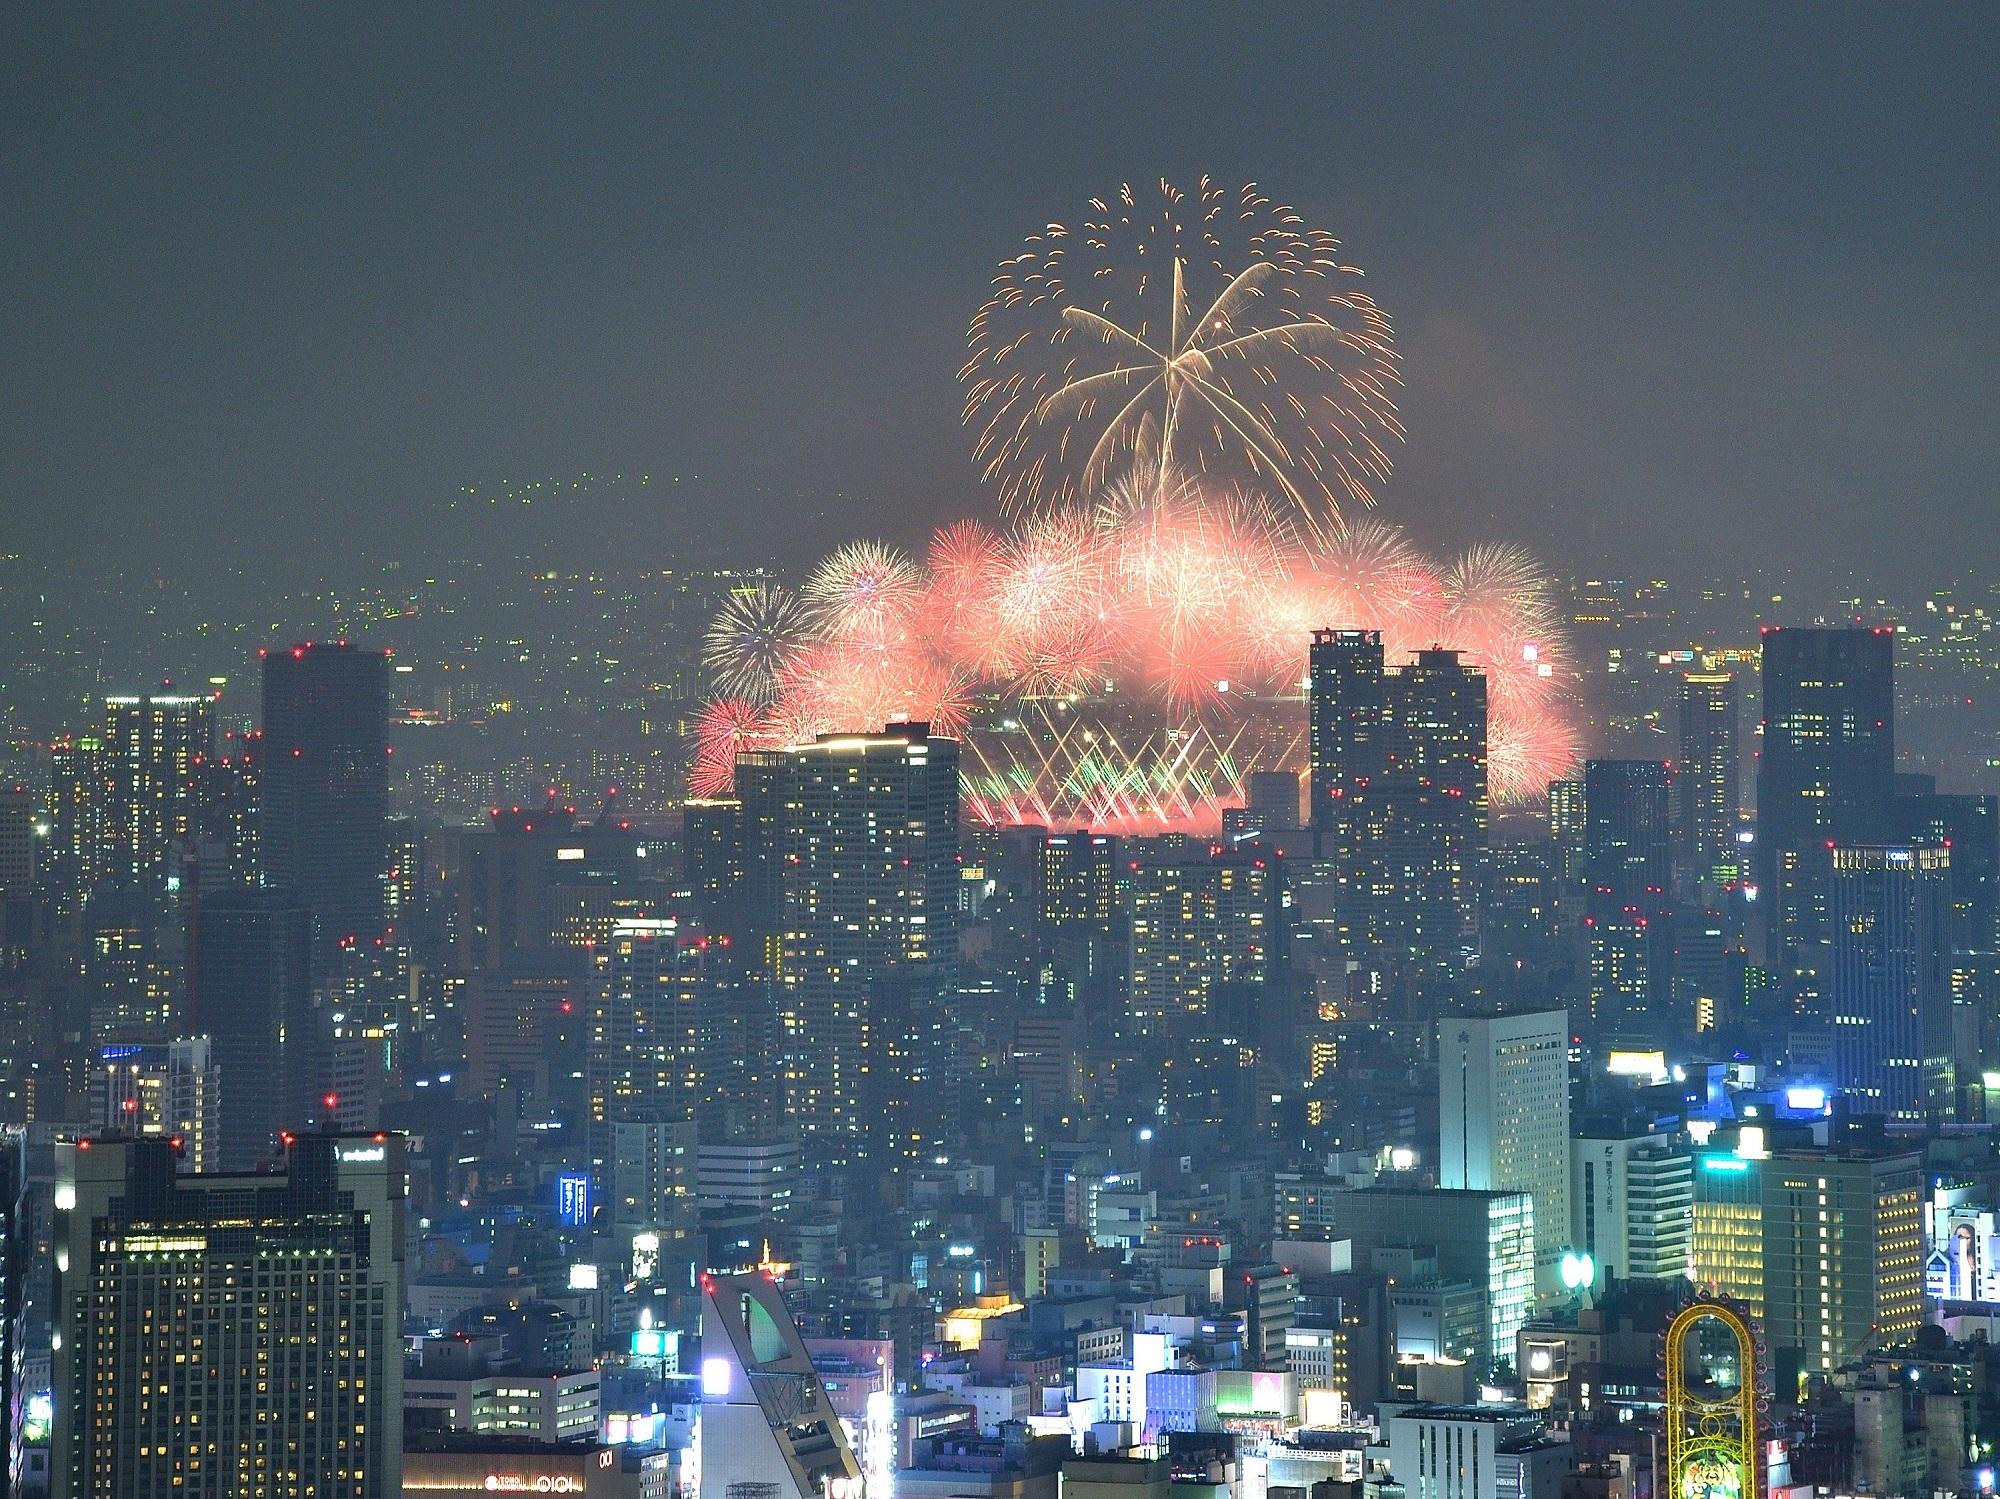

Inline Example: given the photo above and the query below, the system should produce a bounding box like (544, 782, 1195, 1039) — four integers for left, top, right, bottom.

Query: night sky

(7, 5, 1995, 590)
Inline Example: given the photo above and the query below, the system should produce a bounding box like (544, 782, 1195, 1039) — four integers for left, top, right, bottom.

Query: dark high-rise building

(1896, 780, 2000, 954)
(1756, 627, 1896, 980)
(1306, 634, 1488, 986)
(1308, 628, 1387, 839)
(197, 728, 262, 888)
(1380, 647, 1489, 968)
(189, 887, 313, 1169)
(259, 641, 388, 966)
(1828, 843, 1953, 1125)
(735, 724, 959, 1165)
(51, 1134, 406, 1498)
(1583, 759, 1673, 1034)
(1675, 671, 1740, 890)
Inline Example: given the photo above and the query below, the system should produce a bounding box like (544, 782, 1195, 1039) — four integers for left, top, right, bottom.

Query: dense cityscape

(5, 9, 1996, 1499)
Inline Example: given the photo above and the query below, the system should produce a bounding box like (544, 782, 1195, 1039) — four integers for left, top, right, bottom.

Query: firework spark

(691, 697, 776, 798)
(702, 582, 810, 703)
(962, 178, 1403, 534)
(805, 540, 921, 642)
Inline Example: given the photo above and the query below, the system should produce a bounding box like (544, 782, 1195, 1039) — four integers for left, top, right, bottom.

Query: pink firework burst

(691, 698, 776, 797)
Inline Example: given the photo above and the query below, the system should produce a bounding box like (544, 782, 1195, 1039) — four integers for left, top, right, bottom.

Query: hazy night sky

(5, 4, 1995, 590)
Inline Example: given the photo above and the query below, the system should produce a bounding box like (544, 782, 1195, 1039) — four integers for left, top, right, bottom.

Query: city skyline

(6, 13, 2000, 1499)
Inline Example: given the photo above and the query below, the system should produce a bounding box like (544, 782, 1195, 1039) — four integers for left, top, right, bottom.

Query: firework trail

(962, 178, 1403, 536)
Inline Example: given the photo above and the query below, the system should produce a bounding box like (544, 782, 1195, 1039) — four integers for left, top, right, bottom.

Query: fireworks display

(690, 176, 1583, 826)
(961, 178, 1403, 536)
(690, 472, 1578, 824)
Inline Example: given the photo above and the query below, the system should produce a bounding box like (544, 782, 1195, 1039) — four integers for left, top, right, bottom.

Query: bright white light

(1390, 1147, 1416, 1171)
(1560, 1251, 1595, 1291)
(53, 1184, 75, 1213)
(702, 1356, 732, 1397)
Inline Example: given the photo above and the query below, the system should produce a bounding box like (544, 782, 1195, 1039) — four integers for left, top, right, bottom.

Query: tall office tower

(1756, 627, 1896, 980)
(1548, 779, 1586, 886)
(587, 917, 701, 1232)
(1691, 1137, 1922, 1392)
(1676, 671, 1740, 890)
(1125, 854, 1284, 1039)
(48, 733, 104, 913)
(1038, 831, 1120, 940)
(1896, 782, 2000, 953)
(1245, 769, 1304, 831)
(1583, 760, 1673, 1034)
(99, 693, 216, 891)
(1381, 648, 1490, 969)
(1828, 844, 1953, 1125)
(0, 784, 31, 965)
(739, 724, 959, 1166)
(1308, 628, 1387, 835)
(83, 882, 179, 1039)
(189, 887, 313, 1169)
(1308, 634, 1489, 983)
(0, 785, 32, 900)
(259, 640, 388, 966)
(51, 1133, 406, 1498)
(683, 796, 746, 930)
(696, 1271, 861, 1499)
(87, 1037, 221, 1172)
(197, 727, 262, 886)
(1570, 1128, 1693, 1283)
(1438, 1011, 1571, 1276)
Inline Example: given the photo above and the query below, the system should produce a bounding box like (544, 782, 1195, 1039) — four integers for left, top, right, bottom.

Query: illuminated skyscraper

(1570, 1127, 1692, 1283)
(1827, 843, 1953, 1124)
(587, 917, 702, 1232)
(1309, 628, 1386, 838)
(1756, 627, 1895, 982)
(1038, 831, 1120, 940)
(1548, 778, 1586, 886)
(1583, 760, 1672, 1033)
(87, 1037, 221, 1173)
(1675, 671, 1740, 889)
(1691, 1139, 1922, 1390)
(1307, 636, 1488, 982)
(260, 641, 388, 967)
(1439, 1010, 1571, 1277)
(1125, 853, 1283, 1039)
(736, 724, 959, 1166)
(51, 1133, 406, 1498)
(99, 694, 216, 891)
(1383, 649, 1489, 969)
